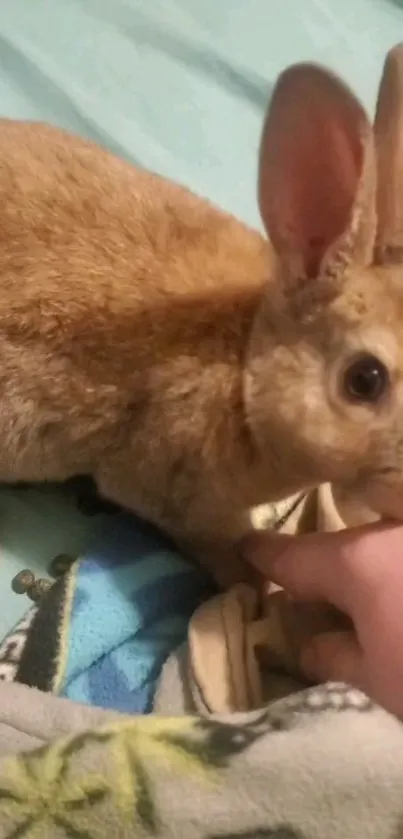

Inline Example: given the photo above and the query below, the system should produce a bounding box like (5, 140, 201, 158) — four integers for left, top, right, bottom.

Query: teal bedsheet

(0, 0, 401, 637)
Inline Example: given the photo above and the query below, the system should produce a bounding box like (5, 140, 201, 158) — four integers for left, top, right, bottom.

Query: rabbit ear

(374, 43, 403, 264)
(259, 63, 376, 285)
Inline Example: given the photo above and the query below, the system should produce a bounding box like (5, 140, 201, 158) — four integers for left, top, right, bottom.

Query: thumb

(300, 630, 368, 691)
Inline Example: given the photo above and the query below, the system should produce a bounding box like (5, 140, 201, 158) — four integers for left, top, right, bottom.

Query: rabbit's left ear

(374, 43, 403, 264)
(258, 63, 376, 287)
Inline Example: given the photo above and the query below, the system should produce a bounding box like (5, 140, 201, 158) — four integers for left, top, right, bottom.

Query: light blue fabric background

(0, 0, 402, 636)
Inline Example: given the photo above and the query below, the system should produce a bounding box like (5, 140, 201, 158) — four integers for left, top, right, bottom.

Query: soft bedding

(0, 681, 403, 839)
(0, 483, 402, 839)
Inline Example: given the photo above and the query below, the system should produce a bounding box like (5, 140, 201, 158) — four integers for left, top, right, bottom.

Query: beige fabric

(188, 483, 363, 714)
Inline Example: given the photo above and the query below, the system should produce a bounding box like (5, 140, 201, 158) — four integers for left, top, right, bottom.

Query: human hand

(243, 522, 403, 716)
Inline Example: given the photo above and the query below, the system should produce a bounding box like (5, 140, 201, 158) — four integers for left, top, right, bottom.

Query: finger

(243, 529, 351, 611)
(243, 532, 293, 580)
(300, 630, 368, 691)
(243, 522, 396, 614)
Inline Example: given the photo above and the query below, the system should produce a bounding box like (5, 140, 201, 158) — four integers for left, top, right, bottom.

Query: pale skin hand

(243, 523, 403, 716)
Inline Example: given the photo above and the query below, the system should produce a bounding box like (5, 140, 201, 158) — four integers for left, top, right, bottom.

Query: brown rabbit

(0, 44, 403, 586)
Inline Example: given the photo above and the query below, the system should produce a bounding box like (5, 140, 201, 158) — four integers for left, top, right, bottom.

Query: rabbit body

(0, 122, 276, 580)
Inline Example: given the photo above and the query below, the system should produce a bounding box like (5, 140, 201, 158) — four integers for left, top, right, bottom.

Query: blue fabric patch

(59, 512, 215, 713)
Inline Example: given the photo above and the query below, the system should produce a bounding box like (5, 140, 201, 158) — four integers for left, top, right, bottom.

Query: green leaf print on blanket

(0, 739, 110, 839)
(0, 713, 269, 839)
(0, 695, 397, 839)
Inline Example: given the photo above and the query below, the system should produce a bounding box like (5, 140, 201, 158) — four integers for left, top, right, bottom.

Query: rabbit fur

(0, 45, 403, 585)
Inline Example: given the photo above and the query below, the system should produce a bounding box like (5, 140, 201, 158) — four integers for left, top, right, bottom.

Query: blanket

(1, 488, 403, 838)
(0, 483, 372, 714)
(0, 681, 403, 839)
(0, 511, 215, 713)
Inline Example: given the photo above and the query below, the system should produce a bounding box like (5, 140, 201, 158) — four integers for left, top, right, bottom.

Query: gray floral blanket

(0, 680, 402, 838)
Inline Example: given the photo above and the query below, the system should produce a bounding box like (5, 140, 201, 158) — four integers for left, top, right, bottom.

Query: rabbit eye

(343, 354, 389, 404)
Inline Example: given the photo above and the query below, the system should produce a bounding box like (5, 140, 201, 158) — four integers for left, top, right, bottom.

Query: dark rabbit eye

(343, 354, 389, 404)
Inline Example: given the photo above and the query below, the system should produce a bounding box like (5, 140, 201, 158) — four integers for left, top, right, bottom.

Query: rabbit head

(245, 44, 403, 520)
